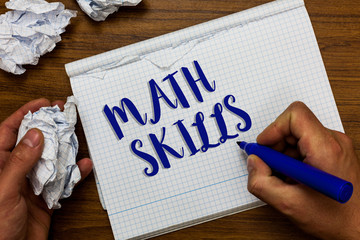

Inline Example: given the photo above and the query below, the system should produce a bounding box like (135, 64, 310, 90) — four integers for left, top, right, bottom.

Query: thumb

(247, 154, 302, 215)
(1, 128, 44, 187)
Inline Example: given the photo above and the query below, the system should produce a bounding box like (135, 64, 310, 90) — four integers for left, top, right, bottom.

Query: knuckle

(247, 178, 263, 197)
(289, 101, 306, 110)
(9, 148, 27, 167)
(288, 101, 308, 115)
(277, 197, 295, 216)
(338, 132, 353, 146)
(287, 101, 314, 122)
(275, 191, 298, 217)
(326, 134, 344, 158)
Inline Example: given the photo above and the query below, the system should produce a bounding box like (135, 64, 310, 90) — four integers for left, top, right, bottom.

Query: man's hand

(247, 101, 360, 240)
(0, 99, 93, 240)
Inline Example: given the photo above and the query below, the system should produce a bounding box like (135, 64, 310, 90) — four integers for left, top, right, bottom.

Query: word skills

(103, 61, 252, 176)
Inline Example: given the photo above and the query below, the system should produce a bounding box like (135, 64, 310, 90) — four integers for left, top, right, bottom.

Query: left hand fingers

(51, 100, 65, 111)
(0, 129, 44, 192)
(0, 99, 67, 173)
(76, 158, 93, 183)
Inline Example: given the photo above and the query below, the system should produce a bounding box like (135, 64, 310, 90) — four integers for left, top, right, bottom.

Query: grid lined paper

(66, 0, 344, 239)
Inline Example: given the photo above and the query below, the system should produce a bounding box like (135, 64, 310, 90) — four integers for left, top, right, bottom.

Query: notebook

(66, 0, 344, 239)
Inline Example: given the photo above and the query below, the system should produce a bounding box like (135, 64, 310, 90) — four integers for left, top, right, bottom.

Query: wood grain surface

(0, 0, 359, 239)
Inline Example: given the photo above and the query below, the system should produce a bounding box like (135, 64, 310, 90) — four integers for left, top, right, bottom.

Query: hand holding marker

(238, 141, 353, 203)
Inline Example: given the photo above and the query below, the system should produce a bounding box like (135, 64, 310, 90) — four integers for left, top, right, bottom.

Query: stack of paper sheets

(66, 0, 343, 239)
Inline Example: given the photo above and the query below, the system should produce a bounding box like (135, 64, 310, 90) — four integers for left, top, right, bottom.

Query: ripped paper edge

(65, 0, 304, 78)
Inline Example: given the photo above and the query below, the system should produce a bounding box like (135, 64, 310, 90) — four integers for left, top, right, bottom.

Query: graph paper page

(67, 0, 343, 239)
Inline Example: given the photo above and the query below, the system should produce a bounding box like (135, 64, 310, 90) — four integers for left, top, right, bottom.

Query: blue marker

(238, 141, 353, 203)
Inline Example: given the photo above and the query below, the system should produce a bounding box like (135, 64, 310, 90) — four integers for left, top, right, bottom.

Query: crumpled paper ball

(0, 0, 76, 74)
(76, 0, 142, 21)
(16, 96, 81, 209)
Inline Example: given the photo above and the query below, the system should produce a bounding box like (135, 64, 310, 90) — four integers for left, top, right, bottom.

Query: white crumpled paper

(76, 0, 142, 21)
(16, 96, 81, 209)
(0, 0, 76, 75)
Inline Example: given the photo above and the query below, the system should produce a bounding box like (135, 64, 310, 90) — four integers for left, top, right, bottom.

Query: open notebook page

(66, 0, 343, 239)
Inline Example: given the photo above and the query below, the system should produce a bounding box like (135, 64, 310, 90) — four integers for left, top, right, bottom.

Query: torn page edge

(65, 0, 304, 78)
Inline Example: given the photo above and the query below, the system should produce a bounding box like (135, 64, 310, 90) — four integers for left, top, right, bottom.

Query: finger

(0, 98, 50, 152)
(247, 154, 303, 216)
(257, 101, 324, 144)
(51, 100, 65, 111)
(282, 146, 302, 160)
(0, 129, 44, 188)
(0, 152, 10, 172)
(267, 136, 298, 153)
(76, 158, 93, 182)
(256, 101, 331, 158)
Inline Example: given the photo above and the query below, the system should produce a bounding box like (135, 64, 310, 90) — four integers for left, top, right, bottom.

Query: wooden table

(0, 0, 359, 239)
